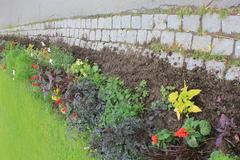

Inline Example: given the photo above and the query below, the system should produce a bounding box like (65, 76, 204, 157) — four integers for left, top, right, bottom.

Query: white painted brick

(142, 14, 153, 29)
(98, 17, 112, 29)
(81, 19, 86, 28)
(86, 19, 92, 28)
(183, 15, 200, 32)
(126, 30, 137, 44)
(212, 38, 234, 55)
(161, 31, 175, 46)
(91, 19, 98, 28)
(167, 15, 181, 30)
(117, 30, 127, 42)
(154, 14, 167, 29)
(110, 30, 118, 42)
(192, 35, 212, 51)
(78, 29, 84, 38)
(131, 16, 141, 29)
(175, 32, 193, 50)
(121, 15, 131, 28)
(95, 30, 102, 41)
(137, 30, 147, 44)
(234, 40, 240, 58)
(202, 14, 221, 33)
(102, 30, 110, 41)
(147, 30, 161, 43)
(113, 16, 121, 29)
(89, 30, 96, 41)
(222, 16, 240, 34)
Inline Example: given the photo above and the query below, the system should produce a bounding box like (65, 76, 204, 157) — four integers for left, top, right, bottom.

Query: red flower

(151, 134, 158, 145)
(32, 83, 40, 87)
(32, 64, 39, 69)
(175, 128, 189, 138)
(55, 99, 62, 105)
(61, 106, 68, 114)
(71, 112, 78, 121)
(30, 75, 39, 81)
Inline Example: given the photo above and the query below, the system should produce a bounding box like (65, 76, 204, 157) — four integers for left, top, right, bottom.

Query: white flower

(49, 59, 53, 65)
(47, 48, 51, 52)
(12, 69, 16, 76)
(30, 53, 33, 57)
(41, 41, 46, 47)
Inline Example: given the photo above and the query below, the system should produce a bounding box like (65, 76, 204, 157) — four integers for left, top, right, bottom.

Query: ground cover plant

(0, 35, 239, 160)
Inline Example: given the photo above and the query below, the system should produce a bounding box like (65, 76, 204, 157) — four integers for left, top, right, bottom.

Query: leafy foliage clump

(183, 118, 211, 148)
(99, 78, 148, 127)
(154, 129, 175, 149)
(50, 45, 75, 69)
(209, 151, 237, 160)
(151, 85, 175, 110)
(63, 79, 105, 131)
(91, 117, 147, 160)
(168, 81, 202, 120)
(38, 67, 73, 99)
(4, 42, 35, 81)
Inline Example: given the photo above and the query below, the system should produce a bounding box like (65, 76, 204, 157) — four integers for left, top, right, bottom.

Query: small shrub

(168, 81, 202, 120)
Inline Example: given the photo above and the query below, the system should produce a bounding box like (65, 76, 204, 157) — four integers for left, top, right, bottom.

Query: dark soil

(2, 35, 240, 159)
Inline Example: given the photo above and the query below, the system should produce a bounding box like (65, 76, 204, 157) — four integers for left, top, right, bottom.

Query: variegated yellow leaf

(52, 95, 60, 101)
(168, 91, 178, 103)
(174, 108, 181, 120)
(188, 105, 202, 113)
(188, 89, 201, 99)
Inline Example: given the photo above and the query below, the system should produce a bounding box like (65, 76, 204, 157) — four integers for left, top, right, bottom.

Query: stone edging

(0, 13, 240, 81)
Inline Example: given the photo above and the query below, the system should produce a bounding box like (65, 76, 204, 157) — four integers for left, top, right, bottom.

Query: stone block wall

(1, 12, 240, 81)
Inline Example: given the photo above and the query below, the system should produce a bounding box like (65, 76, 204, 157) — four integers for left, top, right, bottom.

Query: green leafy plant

(183, 118, 211, 148)
(168, 81, 202, 120)
(151, 85, 175, 110)
(99, 77, 148, 127)
(49, 45, 74, 69)
(209, 151, 237, 160)
(69, 59, 105, 86)
(4, 42, 36, 81)
(152, 129, 175, 149)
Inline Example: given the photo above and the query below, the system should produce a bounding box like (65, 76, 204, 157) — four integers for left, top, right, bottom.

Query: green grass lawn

(0, 70, 93, 160)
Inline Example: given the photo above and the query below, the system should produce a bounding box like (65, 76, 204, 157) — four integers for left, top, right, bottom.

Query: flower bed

(0, 35, 239, 160)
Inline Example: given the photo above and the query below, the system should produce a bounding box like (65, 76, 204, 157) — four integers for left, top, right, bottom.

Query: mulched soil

(2, 35, 240, 159)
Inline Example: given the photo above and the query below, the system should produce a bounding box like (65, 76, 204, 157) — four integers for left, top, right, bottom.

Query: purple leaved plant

(215, 114, 240, 147)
